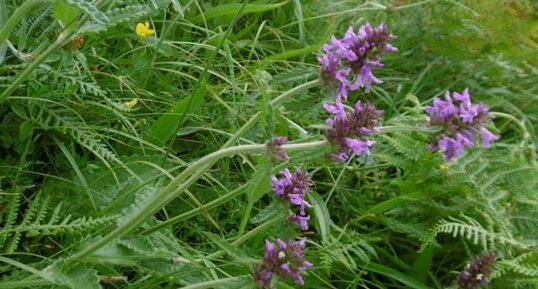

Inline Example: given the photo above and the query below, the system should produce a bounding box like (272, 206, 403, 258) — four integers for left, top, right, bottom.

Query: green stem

(379, 125, 442, 134)
(0, 0, 45, 47)
(221, 79, 321, 148)
(237, 201, 254, 237)
(491, 111, 530, 141)
(179, 275, 250, 289)
(0, 279, 52, 288)
(141, 183, 248, 235)
(72, 140, 328, 260)
(140, 79, 322, 235)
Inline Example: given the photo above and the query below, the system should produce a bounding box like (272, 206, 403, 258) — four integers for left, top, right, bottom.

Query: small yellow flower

(439, 164, 449, 171)
(135, 21, 156, 37)
(124, 98, 138, 109)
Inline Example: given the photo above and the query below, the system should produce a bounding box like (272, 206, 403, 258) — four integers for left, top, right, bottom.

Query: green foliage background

(0, 0, 537, 288)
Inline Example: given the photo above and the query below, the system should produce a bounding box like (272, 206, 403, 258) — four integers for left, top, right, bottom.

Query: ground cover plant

(0, 0, 537, 288)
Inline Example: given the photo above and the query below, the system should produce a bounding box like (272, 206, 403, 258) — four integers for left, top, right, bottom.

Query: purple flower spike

(319, 22, 397, 100)
(253, 238, 313, 288)
(426, 89, 499, 162)
(271, 169, 312, 215)
(456, 252, 497, 289)
(269, 136, 289, 160)
(325, 100, 382, 161)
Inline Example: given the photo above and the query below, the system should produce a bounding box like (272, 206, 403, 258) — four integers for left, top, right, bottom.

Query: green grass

(0, 0, 537, 288)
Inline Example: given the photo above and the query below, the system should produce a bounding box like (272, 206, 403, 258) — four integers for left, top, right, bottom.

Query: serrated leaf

(251, 201, 288, 225)
(65, 0, 109, 25)
(118, 235, 155, 255)
(89, 236, 156, 266)
(246, 159, 272, 204)
(79, 4, 150, 34)
(48, 260, 101, 289)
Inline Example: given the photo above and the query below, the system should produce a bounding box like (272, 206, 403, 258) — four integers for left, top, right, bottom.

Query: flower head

(426, 89, 499, 162)
(271, 168, 311, 215)
(319, 23, 397, 100)
(456, 252, 497, 289)
(271, 168, 312, 231)
(325, 100, 382, 161)
(136, 21, 156, 37)
(253, 238, 313, 288)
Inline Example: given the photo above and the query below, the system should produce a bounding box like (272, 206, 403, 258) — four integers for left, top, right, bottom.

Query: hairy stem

(0, 0, 45, 48)
(72, 140, 328, 259)
(180, 275, 250, 289)
(491, 111, 530, 141)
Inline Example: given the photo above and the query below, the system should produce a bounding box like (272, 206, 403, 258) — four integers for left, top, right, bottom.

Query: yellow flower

(124, 98, 138, 109)
(135, 21, 155, 37)
(439, 164, 449, 171)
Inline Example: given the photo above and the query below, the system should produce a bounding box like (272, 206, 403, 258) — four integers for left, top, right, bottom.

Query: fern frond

(0, 192, 115, 252)
(0, 188, 22, 245)
(29, 103, 125, 173)
(421, 215, 527, 252)
(381, 132, 428, 161)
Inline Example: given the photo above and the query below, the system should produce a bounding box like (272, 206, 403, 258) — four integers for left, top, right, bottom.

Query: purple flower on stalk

(271, 168, 311, 215)
(319, 23, 397, 100)
(456, 252, 497, 289)
(253, 238, 313, 288)
(426, 89, 499, 162)
(269, 136, 289, 160)
(325, 100, 383, 161)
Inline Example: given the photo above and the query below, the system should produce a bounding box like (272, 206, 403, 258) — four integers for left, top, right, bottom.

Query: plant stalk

(72, 140, 328, 259)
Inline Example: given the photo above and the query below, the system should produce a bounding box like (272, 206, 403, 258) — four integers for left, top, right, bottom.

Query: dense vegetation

(0, 0, 537, 288)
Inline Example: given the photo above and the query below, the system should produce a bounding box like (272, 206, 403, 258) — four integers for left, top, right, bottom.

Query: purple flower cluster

(324, 100, 383, 161)
(318, 23, 397, 100)
(271, 168, 311, 230)
(426, 89, 499, 162)
(254, 238, 313, 288)
(457, 252, 497, 289)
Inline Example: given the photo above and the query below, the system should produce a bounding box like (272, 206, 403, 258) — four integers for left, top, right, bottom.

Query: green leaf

(144, 79, 207, 146)
(365, 191, 424, 214)
(79, 4, 150, 34)
(308, 191, 331, 243)
(11, 104, 28, 119)
(65, 0, 109, 25)
(192, 1, 289, 23)
(53, 0, 79, 28)
(366, 262, 433, 289)
(407, 245, 434, 283)
(19, 120, 33, 141)
(48, 260, 101, 289)
(251, 201, 288, 225)
(261, 42, 322, 64)
(246, 159, 272, 204)
(203, 232, 250, 262)
(89, 235, 156, 266)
